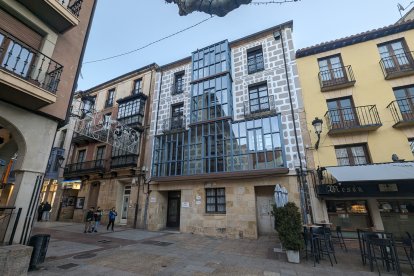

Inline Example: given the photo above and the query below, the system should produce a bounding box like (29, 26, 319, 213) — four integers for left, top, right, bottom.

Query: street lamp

(311, 117, 323, 150)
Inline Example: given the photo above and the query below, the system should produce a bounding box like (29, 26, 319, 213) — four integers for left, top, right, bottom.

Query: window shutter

(0, 8, 43, 50)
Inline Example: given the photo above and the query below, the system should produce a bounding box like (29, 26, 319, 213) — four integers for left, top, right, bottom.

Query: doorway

(255, 186, 277, 236)
(166, 191, 181, 228)
(120, 185, 131, 225)
(88, 181, 100, 209)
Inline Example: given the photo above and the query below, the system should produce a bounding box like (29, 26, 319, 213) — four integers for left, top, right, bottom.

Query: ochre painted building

(296, 19, 414, 237)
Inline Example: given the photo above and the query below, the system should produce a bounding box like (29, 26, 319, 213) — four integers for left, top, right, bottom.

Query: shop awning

(325, 162, 414, 182)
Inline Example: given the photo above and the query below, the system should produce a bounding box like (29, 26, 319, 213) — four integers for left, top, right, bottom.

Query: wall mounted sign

(196, 200, 201, 205)
(182, 202, 190, 208)
(378, 184, 398, 192)
(150, 197, 156, 203)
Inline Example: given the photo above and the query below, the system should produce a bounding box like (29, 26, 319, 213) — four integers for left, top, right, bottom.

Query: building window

(76, 150, 86, 164)
(153, 116, 284, 177)
(378, 39, 412, 71)
(393, 86, 414, 121)
(192, 41, 229, 80)
(106, 89, 115, 107)
(133, 79, 142, 94)
(247, 47, 264, 74)
(102, 113, 111, 129)
(171, 103, 184, 130)
(335, 144, 370, 166)
(206, 188, 226, 213)
(249, 83, 269, 113)
(409, 138, 414, 156)
(117, 98, 145, 126)
(326, 97, 357, 128)
(191, 75, 231, 122)
(173, 72, 184, 95)
(318, 54, 346, 85)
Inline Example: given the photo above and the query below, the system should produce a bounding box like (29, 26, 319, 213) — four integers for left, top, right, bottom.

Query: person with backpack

(84, 207, 94, 233)
(92, 206, 103, 232)
(107, 207, 117, 232)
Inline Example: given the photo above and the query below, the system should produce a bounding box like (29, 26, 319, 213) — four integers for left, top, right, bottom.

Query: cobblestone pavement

(28, 222, 411, 276)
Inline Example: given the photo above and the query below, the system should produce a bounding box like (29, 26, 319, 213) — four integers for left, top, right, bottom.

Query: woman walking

(107, 207, 117, 232)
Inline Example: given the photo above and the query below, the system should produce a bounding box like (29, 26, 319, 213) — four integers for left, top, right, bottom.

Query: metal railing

(243, 95, 276, 118)
(64, 159, 106, 175)
(56, 0, 83, 17)
(171, 83, 184, 95)
(387, 96, 414, 125)
(0, 207, 22, 245)
(324, 105, 381, 132)
(318, 65, 355, 90)
(0, 28, 63, 94)
(111, 154, 138, 169)
(380, 51, 414, 79)
(162, 114, 186, 133)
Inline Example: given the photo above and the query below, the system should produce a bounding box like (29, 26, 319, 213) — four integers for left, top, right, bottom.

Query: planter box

(286, 250, 300, 263)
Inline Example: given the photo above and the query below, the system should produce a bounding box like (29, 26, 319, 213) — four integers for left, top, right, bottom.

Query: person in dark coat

(37, 202, 44, 222)
(84, 207, 94, 233)
(107, 207, 117, 232)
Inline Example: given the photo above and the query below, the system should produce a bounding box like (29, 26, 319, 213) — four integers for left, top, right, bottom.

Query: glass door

(120, 185, 131, 224)
(327, 97, 358, 129)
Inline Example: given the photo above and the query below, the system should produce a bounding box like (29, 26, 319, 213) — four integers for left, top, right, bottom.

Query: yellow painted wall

(297, 30, 414, 168)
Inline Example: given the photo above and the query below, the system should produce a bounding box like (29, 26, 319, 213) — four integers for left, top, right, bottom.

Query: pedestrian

(92, 206, 102, 232)
(42, 201, 51, 221)
(84, 207, 94, 233)
(37, 202, 44, 222)
(107, 207, 117, 232)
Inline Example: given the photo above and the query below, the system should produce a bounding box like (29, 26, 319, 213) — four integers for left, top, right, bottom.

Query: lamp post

(311, 117, 323, 150)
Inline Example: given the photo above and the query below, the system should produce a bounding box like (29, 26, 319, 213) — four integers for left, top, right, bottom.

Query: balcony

(162, 115, 186, 133)
(16, 0, 82, 33)
(380, 51, 414, 80)
(0, 29, 63, 110)
(387, 96, 414, 128)
(318, 65, 356, 92)
(324, 105, 382, 135)
(63, 159, 106, 178)
(243, 95, 276, 119)
(171, 83, 184, 95)
(111, 154, 138, 169)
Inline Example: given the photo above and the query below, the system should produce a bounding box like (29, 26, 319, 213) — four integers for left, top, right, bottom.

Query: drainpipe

(142, 69, 164, 229)
(134, 66, 155, 228)
(279, 27, 309, 224)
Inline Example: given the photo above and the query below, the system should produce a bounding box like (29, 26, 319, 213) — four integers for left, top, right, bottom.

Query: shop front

(316, 162, 414, 239)
(57, 180, 81, 221)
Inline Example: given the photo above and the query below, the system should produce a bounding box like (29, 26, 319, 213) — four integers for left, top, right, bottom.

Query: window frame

(248, 82, 270, 114)
(106, 89, 115, 107)
(133, 79, 142, 95)
(247, 46, 264, 74)
(173, 71, 185, 95)
(409, 138, 414, 156)
(334, 143, 371, 166)
(205, 188, 226, 214)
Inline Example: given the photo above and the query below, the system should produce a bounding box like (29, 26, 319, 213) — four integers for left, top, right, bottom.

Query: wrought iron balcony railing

(324, 105, 382, 134)
(318, 65, 356, 91)
(380, 51, 414, 79)
(0, 28, 63, 94)
(111, 154, 139, 169)
(387, 96, 414, 127)
(56, 0, 83, 17)
(171, 83, 184, 95)
(243, 95, 276, 119)
(162, 114, 186, 133)
(64, 159, 106, 176)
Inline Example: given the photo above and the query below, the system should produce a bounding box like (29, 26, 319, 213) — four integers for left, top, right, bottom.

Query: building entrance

(166, 191, 181, 228)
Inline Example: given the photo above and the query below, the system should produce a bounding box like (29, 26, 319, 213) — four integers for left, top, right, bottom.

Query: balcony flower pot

(272, 202, 304, 264)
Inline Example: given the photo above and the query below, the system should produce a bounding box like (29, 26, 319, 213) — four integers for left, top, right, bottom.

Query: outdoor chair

(366, 234, 402, 276)
(313, 227, 337, 266)
(331, 225, 347, 252)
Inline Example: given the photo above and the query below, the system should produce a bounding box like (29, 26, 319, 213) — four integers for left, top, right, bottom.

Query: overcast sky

(77, 0, 410, 90)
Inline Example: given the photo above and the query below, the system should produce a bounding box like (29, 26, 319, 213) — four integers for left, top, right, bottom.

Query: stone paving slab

(101, 229, 167, 241)
(46, 240, 102, 258)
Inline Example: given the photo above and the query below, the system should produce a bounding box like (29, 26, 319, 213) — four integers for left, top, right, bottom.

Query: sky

(77, 0, 411, 90)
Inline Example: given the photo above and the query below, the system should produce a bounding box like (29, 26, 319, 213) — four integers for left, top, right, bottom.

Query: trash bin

(28, 234, 50, 270)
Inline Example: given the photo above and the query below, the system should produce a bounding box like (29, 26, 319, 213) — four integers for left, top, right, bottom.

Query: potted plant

(272, 202, 304, 263)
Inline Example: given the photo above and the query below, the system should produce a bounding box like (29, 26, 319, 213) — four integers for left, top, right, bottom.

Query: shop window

(334, 144, 370, 166)
(326, 200, 371, 231)
(206, 188, 226, 214)
(378, 200, 414, 239)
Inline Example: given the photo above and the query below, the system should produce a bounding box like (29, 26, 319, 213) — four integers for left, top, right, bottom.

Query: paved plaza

(28, 222, 412, 275)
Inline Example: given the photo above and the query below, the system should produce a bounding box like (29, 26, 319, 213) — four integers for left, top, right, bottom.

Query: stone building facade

(147, 21, 309, 239)
(59, 64, 157, 228)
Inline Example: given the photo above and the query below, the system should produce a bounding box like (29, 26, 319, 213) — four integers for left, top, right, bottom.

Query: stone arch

(0, 116, 27, 172)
